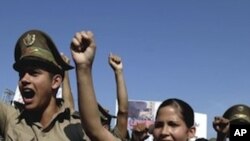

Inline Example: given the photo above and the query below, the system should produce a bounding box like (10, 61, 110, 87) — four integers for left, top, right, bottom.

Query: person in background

(0, 29, 89, 141)
(108, 53, 129, 141)
(61, 52, 129, 141)
(131, 98, 196, 141)
(213, 104, 250, 141)
(71, 30, 123, 141)
(131, 122, 153, 141)
(61, 53, 75, 112)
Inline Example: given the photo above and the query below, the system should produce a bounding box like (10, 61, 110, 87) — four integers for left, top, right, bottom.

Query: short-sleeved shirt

(0, 101, 90, 141)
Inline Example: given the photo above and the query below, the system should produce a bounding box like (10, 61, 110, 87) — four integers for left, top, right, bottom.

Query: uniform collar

(17, 103, 71, 127)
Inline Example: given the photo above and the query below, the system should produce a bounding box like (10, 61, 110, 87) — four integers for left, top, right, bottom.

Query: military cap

(13, 29, 73, 72)
(98, 103, 116, 125)
(223, 104, 250, 124)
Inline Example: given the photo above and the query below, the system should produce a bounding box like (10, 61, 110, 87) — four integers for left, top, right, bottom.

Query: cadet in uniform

(0, 29, 89, 141)
(213, 104, 250, 141)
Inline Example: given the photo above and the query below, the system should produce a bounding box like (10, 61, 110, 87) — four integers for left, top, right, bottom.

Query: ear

(51, 74, 63, 89)
(188, 126, 196, 139)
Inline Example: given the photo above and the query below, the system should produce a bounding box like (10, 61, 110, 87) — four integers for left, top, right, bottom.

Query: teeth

(23, 88, 32, 92)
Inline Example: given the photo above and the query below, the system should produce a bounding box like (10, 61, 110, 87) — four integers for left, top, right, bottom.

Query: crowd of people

(0, 29, 249, 141)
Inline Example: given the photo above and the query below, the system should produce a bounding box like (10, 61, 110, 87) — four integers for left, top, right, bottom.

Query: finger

(72, 37, 81, 46)
(75, 32, 83, 44)
(71, 38, 82, 52)
(85, 31, 96, 47)
(116, 56, 121, 63)
(86, 31, 94, 39)
(114, 57, 121, 64)
(79, 31, 92, 48)
(110, 54, 120, 63)
(80, 31, 93, 41)
(80, 31, 88, 39)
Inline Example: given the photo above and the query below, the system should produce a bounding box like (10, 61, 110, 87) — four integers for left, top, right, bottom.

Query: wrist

(114, 69, 123, 74)
(75, 63, 93, 70)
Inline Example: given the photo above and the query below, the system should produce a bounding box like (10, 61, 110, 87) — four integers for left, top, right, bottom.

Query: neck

(25, 100, 60, 127)
(40, 104, 59, 127)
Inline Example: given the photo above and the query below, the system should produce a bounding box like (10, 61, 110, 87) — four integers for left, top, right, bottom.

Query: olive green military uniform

(98, 104, 130, 141)
(0, 29, 89, 141)
(0, 102, 89, 141)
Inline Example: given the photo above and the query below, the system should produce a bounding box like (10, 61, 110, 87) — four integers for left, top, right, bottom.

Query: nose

(20, 72, 31, 85)
(160, 124, 170, 136)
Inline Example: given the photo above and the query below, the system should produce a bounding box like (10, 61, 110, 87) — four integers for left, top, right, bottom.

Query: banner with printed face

(116, 100, 207, 141)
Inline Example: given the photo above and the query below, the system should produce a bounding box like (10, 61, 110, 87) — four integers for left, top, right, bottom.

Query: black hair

(195, 138, 208, 141)
(156, 98, 194, 128)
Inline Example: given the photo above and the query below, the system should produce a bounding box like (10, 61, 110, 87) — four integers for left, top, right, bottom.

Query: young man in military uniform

(0, 29, 89, 141)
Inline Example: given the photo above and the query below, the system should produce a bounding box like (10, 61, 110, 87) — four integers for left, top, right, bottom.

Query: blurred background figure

(131, 122, 154, 141)
(213, 104, 250, 141)
(61, 53, 75, 112)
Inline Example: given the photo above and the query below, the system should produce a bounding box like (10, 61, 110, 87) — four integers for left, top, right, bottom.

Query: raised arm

(61, 53, 75, 111)
(213, 116, 229, 141)
(70, 31, 117, 141)
(109, 53, 129, 139)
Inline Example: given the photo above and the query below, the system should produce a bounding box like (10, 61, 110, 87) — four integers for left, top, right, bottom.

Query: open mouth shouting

(21, 88, 35, 104)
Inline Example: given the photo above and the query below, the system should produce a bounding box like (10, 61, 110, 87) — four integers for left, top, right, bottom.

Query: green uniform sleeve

(0, 101, 16, 137)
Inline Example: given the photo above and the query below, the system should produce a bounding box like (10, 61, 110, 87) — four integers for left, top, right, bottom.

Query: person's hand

(70, 31, 96, 67)
(213, 116, 230, 135)
(131, 123, 150, 141)
(108, 53, 123, 71)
